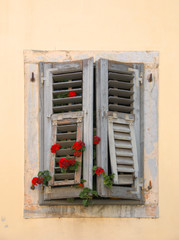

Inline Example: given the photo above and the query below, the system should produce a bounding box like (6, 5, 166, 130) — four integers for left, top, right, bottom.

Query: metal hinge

(139, 72, 143, 85)
(40, 72, 46, 85)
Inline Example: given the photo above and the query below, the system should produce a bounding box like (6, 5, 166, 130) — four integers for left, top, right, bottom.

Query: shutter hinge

(139, 177, 144, 190)
(139, 72, 143, 85)
(40, 72, 46, 85)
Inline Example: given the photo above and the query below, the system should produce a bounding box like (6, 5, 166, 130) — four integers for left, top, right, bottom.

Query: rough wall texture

(0, 0, 179, 239)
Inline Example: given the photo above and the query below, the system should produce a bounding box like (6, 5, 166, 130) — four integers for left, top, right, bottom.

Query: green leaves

(68, 161, 80, 171)
(37, 170, 52, 186)
(79, 187, 98, 207)
(54, 93, 68, 98)
(93, 166, 114, 189)
(103, 174, 114, 189)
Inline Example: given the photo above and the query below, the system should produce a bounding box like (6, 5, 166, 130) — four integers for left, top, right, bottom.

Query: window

(24, 51, 158, 218)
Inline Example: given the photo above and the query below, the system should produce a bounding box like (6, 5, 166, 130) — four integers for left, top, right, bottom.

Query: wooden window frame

(24, 50, 159, 218)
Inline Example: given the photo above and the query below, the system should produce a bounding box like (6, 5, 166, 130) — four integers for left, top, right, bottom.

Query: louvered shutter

(96, 59, 142, 200)
(41, 58, 93, 200)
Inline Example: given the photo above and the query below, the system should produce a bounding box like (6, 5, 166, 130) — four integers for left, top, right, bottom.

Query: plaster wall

(0, 0, 179, 239)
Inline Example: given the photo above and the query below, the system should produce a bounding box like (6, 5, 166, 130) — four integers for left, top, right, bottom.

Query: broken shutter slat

(96, 58, 141, 200)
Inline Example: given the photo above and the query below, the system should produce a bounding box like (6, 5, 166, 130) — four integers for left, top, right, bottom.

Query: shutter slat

(114, 132, 131, 140)
(113, 123, 130, 133)
(53, 88, 82, 97)
(108, 61, 133, 74)
(114, 132, 131, 141)
(53, 96, 82, 105)
(118, 175, 133, 185)
(56, 140, 75, 147)
(109, 96, 133, 105)
(115, 140, 132, 149)
(109, 80, 133, 90)
(53, 72, 82, 82)
(116, 157, 133, 165)
(53, 80, 82, 90)
(116, 149, 133, 157)
(54, 173, 75, 180)
(109, 72, 134, 81)
(57, 124, 76, 132)
(109, 104, 133, 113)
(56, 149, 74, 156)
(117, 165, 134, 173)
(109, 88, 134, 97)
(53, 104, 82, 113)
(56, 132, 76, 140)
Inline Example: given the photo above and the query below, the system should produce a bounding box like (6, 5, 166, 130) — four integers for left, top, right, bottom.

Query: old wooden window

(24, 51, 158, 218)
(39, 58, 144, 204)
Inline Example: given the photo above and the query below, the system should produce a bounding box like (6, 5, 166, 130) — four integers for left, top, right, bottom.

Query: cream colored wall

(0, 0, 178, 239)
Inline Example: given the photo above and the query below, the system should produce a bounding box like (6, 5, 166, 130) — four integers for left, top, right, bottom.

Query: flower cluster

(68, 91, 77, 97)
(58, 158, 75, 169)
(58, 157, 79, 173)
(31, 170, 52, 190)
(50, 144, 61, 153)
(94, 167, 105, 175)
(72, 140, 85, 157)
(93, 136, 101, 145)
(32, 177, 44, 186)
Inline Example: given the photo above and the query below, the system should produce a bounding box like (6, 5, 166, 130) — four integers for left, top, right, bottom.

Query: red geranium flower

(72, 140, 85, 151)
(51, 144, 61, 153)
(37, 177, 44, 185)
(58, 158, 71, 169)
(80, 183, 83, 188)
(95, 167, 105, 176)
(68, 91, 77, 97)
(93, 136, 101, 145)
(32, 177, 38, 186)
(32, 177, 44, 186)
(68, 158, 75, 166)
(74, 150, 82, 157)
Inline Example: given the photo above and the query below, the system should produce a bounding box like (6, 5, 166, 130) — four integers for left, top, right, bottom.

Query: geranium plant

(72, 140, 85, 157)
(58, 157, 80, 173)
(93, 166, 114, 189)
(31, 170, 52, 190)
(50, 144, 61, 153)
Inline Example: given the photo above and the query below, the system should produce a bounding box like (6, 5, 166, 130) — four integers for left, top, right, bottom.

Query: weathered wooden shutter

(41, 58, 93, 200)
(96, 59, 142, 200)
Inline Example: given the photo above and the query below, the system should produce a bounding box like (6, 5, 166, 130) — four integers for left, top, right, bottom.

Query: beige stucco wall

(0, 0, 179, 239)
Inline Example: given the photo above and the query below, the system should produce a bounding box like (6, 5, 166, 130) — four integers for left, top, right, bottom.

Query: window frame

(24, 50, 159, 218)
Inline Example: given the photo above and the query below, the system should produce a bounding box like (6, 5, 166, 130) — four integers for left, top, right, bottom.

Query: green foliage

(38, 170, 52, 186)
(93, 166, 114, 189)
(103, 173, 114, 189)
(54, 93, 68, 98)
(79, 187, 98, 207)
(93, 165, 97, 175)
(69, 161, 80, 171)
